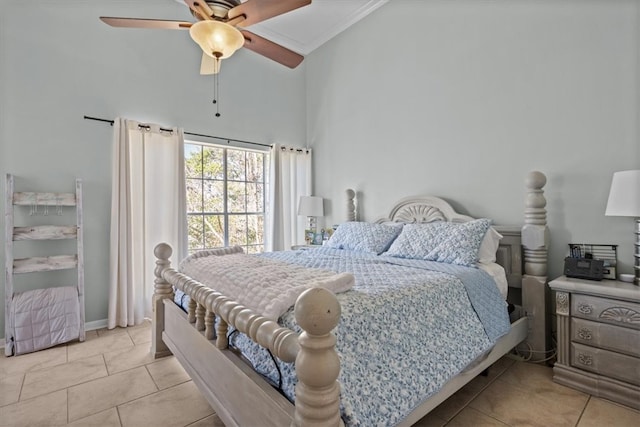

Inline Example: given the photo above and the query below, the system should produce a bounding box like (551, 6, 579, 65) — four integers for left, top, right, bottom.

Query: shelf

(5, 174, 86, 356)
(13, 192, 76, 206)
(13, 255, 78, 274)
(13, 225, 78, 241)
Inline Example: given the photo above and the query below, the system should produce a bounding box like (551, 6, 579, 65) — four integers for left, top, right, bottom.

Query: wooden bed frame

(150, 171, 550, 427)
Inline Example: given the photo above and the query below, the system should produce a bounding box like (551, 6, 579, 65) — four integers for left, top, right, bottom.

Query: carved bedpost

(152, 243, 174, 359)
(293, 287, 344, 427)
(346, 189, 356, 222)
(521, 171, 550, 362)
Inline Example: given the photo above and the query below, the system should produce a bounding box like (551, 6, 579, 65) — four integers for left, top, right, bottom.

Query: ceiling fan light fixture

(189, 20, 244, 59)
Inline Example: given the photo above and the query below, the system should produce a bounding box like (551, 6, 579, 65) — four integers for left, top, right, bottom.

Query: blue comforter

(176, 247, 510, 426)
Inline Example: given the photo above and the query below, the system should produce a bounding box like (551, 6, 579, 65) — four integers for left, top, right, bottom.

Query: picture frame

(304, 230, 315, 245)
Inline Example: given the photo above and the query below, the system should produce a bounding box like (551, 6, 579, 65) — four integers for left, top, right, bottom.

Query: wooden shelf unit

(4, 174, 85, 356)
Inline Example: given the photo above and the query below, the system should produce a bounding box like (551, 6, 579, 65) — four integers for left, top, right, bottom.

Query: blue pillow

(326, 222, 403, 255)
(384, 219, 492, 266)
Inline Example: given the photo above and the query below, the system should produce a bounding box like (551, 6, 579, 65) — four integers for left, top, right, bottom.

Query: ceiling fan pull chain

(213, 56, 221, 117)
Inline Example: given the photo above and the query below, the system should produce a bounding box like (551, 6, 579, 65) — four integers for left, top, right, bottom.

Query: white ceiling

(176, 0, 388, 56)
(247, 0, 389, 55)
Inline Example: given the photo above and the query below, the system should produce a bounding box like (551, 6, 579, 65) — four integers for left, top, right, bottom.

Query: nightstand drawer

(571, 318, 640, 357)
(571, 343, 640, 386)
(572, 294, 640, 331)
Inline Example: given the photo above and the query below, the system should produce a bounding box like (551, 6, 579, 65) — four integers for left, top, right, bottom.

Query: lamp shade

(605, 170, 640, 217)
(189, 20, 245, 59)
(298, 196, 324, 217)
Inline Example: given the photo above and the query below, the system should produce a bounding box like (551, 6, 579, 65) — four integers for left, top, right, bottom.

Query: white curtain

(265, 145, 312, 251)
(108, 118, 187, 328)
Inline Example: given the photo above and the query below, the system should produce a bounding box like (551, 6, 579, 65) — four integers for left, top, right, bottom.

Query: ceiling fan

(100, 0, 312, 75)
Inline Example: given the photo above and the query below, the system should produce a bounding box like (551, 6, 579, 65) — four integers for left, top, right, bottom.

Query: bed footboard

(151, 243, 344, 427)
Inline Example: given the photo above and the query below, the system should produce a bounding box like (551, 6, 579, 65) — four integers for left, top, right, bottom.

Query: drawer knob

(577, 328, 592, 340)
(577, 303, 593, 315)
(577, 353, 593, 366)
(599, 307, 640, 325)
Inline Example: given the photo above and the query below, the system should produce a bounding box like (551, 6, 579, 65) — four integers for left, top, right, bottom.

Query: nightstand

(549, 276, 640, 409)
(291, 244, 322, 250)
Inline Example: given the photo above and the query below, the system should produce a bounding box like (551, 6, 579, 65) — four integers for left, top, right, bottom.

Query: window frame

(184, 139, 269, 254)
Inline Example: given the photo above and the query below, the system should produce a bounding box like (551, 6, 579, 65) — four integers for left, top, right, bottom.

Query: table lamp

(605, 169, 640, 285)
(298, 196, 324, 244)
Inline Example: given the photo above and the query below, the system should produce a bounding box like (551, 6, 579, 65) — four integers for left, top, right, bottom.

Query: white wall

(2, 0, 638, 339)
(307, 0, 640, 280)
(0, 0, 306, 336)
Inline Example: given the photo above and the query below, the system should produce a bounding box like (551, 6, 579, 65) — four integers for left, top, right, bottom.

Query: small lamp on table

(298, 196, 324, 245)
(605, 169, 640, 285)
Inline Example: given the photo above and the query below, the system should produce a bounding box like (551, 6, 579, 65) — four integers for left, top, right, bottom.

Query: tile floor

(0, 321, 638, 427)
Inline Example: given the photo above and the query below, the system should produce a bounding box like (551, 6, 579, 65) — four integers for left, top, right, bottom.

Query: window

(185, 142, 268, 254)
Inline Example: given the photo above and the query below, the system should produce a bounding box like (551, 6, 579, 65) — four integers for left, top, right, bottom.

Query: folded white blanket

(10, 286, 80, 355)
(180, 248, 354, 320)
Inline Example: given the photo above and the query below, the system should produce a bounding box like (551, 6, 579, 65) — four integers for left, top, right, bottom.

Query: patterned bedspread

(175, 247, 511, 427)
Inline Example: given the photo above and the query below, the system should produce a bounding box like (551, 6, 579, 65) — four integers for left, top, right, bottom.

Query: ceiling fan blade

(100, 17, 192, 30)
(200, 53, 221, 75)
(240, 30, 303, 69)
(229, 0, 312, 28)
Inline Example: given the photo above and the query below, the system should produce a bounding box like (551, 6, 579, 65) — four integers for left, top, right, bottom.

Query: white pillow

(477, 227, 503, 264)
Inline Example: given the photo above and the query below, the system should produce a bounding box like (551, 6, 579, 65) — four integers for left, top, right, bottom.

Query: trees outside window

(185, 142, 267, 254)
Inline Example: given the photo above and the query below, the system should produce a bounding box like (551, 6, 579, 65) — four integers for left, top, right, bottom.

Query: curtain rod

(83, 115, 272, 149)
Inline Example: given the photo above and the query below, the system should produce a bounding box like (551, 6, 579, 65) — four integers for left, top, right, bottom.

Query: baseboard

(85, 319, 108, 331)
(0, 319, 108, 350)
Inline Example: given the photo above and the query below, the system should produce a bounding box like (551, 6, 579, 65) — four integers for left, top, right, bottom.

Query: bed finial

(154, 242, 172, 263)
(346, 188, 356, 221)
(523, 171, 548, 275)
(293, 287, 343, 427)
(152, 242, 175, 358)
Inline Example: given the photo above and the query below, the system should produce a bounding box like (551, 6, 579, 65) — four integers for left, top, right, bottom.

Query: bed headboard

(355, 193, 524, 289)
